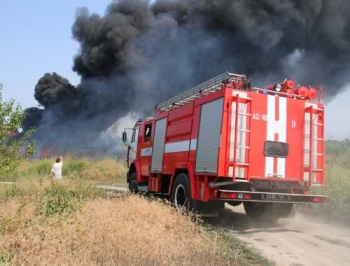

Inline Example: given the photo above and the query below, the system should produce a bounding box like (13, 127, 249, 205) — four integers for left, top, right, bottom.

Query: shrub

(0, 85, 36, 180)
(35, 180, 101, 217)
(36, 183, 84, 217)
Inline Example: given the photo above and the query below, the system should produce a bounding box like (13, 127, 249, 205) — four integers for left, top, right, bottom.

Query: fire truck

(122, 72, 327, 219)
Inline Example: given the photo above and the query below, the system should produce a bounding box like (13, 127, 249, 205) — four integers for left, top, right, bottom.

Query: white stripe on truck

(265, 96, 287, 178)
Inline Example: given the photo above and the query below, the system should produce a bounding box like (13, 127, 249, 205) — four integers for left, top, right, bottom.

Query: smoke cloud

(26, 0, 350, 156)
(34, 72, 81, 109)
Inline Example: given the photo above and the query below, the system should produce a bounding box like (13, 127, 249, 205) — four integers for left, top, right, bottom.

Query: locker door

(196, 98, 224, 173)
(151, 118, 167, 172)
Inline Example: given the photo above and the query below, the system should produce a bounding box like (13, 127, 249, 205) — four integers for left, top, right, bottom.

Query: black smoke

(22, 107, 44, 132)
(72, 0, 350, 94)
(34, 72, 81, 109)
(26, 0, 350, 156)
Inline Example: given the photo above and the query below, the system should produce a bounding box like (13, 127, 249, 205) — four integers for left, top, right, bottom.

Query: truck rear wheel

(170, 173, 192, 212)
(244, 202, 295, 220)
(128, 172, 138, 193)
(243, 202, 272, 220)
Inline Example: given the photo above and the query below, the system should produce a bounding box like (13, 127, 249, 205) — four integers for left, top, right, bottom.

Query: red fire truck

(122, 72, 327, 219)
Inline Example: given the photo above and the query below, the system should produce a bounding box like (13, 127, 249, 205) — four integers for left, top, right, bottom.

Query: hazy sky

(0, 0, 112, 108)
(325, 85, 350, 140)
(1, 0, 349, 139)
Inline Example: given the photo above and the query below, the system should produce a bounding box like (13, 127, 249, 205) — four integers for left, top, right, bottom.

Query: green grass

(0, 252, 14, 266)
(310, 140, 350, 222)
(1, 185, 24, 201)
(7, 157, 127, 183)
(35, 182, 100, 217)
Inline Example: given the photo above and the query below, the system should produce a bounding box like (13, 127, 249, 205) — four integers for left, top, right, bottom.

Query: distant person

(51, 156, 63, 179)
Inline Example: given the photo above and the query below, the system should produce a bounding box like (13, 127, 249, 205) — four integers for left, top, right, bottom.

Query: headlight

(274, 84, 282, 92)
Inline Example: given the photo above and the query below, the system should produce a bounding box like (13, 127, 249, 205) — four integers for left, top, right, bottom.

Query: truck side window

(131, 129, 136, 143)
(144, 124, 152, 142)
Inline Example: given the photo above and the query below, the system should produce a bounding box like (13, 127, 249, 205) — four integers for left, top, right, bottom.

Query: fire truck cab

(122, 72, 327, 219)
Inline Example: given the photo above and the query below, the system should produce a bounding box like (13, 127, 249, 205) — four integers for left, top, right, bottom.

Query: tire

(243, 202, 272, 220)
(170, 173, 192, 212)
(273, 203, 295, 218)
(128, 172, 138, 193)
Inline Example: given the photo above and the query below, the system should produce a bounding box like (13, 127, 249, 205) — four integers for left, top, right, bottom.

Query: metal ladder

(155, 72, 246, 112)
(305, 105, 325, 186)
(229, 93, 252, 182)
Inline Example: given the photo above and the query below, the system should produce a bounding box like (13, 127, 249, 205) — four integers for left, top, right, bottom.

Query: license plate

(261, 194, 287, 201)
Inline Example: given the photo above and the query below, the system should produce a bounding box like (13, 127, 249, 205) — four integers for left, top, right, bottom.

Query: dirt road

(214, 205, 350, 266)
(97, 185, 350, 266)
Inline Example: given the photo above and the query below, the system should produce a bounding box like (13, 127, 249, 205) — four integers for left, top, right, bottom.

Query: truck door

(140, 122, 153, 176)
(128, 126, 139, 164)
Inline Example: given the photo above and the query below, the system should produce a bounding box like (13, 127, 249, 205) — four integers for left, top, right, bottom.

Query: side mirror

(122, 131, 127, 143)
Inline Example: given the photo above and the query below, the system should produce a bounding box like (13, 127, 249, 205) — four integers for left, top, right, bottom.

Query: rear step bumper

(218, 190, 327, 204)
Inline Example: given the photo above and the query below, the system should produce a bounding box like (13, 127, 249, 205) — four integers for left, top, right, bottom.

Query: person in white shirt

(51, 156, 63, 179)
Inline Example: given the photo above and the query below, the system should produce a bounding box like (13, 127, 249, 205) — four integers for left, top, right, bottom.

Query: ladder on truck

(304, 105, 325, 186)
(155, 72, 246, 112)
(228, 93, 252, 182)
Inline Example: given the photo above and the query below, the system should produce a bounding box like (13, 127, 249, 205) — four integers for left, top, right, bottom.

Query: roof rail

(155, 72, 246, 112)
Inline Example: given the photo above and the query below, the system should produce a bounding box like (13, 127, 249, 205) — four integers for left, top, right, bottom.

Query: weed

(0, 252, 14, 266)
(27, 160, 52, 177)
(309, 140, 350, 222)
(0, 185, 23, 202)
(36, 183, 84, 217)
(12, 157, 126, 184)
(64, 160, 88, 175)
(0, 215, 22, 235)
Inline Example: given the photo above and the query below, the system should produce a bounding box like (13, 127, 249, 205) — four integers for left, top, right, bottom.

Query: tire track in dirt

(212, 204, 350, 266)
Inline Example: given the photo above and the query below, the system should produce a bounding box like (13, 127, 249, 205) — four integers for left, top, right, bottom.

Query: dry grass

(0, 157, 271, 266)
(0, 194, 269, 266)
(9, 157, 127, 185)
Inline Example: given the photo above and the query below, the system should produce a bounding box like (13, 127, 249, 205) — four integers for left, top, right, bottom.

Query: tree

(0, 84, 36, 179)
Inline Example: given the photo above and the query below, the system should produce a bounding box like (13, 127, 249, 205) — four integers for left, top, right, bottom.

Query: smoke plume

(26, 0, 350, 156)
(34, 72, 81, 109)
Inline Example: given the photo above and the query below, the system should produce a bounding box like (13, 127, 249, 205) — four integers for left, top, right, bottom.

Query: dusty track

(213, 204, 350, 266)
(97, 186, 350, 266)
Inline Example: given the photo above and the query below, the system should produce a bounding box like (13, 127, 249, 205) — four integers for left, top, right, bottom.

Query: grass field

(1, 139, 348, 265)
(10, 157, 127, 185)
(309, 140, 350, 222)
(0, 157, 272, 266)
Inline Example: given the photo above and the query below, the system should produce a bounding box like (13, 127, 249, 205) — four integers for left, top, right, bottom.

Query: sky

(0, 0, 349, 140)
(0, 0, 112, 108)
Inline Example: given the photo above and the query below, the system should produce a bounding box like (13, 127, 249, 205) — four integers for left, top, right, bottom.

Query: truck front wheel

(170, 173, 192, 212)
(128, 172, 138, 193)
